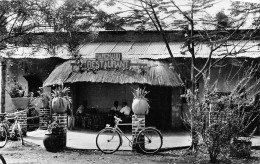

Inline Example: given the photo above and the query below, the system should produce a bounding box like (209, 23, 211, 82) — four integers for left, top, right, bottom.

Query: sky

(98, 0, 258, 30)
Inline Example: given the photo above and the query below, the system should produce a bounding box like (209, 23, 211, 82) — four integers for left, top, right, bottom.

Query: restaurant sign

(85, 53, 130, 69)
(71, 53, 147, 71)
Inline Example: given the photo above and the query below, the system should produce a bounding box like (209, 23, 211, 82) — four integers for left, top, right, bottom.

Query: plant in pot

(51, 86, 72, 114)
(132, 87, 150, 116)
(43, 120, 64, 152)
(7, 80, 30, 109)
(37, 87, 51, 108)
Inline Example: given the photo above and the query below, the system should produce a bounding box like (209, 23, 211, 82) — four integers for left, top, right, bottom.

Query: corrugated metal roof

(110, 42, 134, 54)
(128, 42, 150, 55)
(2, 41, 260, 59)
(0, 46, 70, 59)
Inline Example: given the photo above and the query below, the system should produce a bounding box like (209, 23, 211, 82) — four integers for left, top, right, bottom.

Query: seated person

(110, 101, 121, 115)
(76, 105, 85, 115)
(119, 102, 132, 122)
(120, 102, 131, 116)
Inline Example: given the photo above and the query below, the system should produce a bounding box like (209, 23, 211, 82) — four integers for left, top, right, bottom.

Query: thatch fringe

(43, 59, 182, 87)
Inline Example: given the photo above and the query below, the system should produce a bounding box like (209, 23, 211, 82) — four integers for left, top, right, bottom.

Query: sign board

(83, 60, 131, 69)
(71, 53, 148, 71)
(95, 53, 122, 61)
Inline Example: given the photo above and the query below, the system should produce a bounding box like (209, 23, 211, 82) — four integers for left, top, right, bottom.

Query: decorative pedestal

(132, 115, 145, 152)
(39, 108, 51, 130)
(52, 113, 67, 148)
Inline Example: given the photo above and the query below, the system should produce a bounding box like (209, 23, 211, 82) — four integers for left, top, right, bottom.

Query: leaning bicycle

(96, 116, 163, 154)
(0, 113, 24, 148)
(0, 154, 6, 164)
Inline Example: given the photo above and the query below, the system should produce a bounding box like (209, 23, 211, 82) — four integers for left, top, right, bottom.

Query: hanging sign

(95, 53, 122, 61)
(83, 53, 130, 69)
(83, 60, 131, 69)
(71, 53, 148, 71)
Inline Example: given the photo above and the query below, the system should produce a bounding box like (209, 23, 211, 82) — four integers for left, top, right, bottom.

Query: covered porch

(43, 59, 183, 131)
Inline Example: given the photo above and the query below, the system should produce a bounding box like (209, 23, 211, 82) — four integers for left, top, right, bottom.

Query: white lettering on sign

(95, 53, 122, 61)
(84, 60, 131, 69)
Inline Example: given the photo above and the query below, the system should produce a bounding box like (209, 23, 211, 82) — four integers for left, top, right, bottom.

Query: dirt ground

(1, 141, 260, 164)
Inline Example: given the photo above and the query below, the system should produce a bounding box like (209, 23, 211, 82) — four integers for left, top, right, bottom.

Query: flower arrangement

(7, 81, 25, 98)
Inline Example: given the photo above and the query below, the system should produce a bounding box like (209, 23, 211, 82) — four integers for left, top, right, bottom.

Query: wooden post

(0, 60, 6, 113)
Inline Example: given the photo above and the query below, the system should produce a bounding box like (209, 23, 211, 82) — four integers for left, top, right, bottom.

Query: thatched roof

(43, 59, 183, 87)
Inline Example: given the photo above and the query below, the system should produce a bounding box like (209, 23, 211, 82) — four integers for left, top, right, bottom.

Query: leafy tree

(215, 10, 232, 29)
(32, 0, 126, 58)
(103, 0, 260, 151)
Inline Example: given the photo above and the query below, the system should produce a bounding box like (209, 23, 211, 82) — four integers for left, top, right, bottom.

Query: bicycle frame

(4, 116, 23, 141)
(9, 117, 20, 137)
(108, 116, 144, 147)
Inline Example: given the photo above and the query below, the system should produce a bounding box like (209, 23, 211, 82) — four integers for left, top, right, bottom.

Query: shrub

(183, 64, 260, 163)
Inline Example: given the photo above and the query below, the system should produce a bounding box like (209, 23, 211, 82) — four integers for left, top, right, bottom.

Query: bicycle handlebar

(114, 116, 122, 123)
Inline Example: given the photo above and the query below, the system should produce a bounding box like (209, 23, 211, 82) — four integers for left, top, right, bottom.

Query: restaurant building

(2, 30, 260, 131)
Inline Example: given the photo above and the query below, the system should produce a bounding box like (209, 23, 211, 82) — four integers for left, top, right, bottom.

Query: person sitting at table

(110, 101, 121, 115)
(76, 105, 85, 116)
(119, 102, 132, 123)
(120, 102, 131, 116)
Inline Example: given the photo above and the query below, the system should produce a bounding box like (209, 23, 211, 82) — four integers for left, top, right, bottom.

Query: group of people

(110, 101, 132, 122)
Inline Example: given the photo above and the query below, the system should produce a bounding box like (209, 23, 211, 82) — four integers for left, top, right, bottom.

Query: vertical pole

(0, 60, 6, 113)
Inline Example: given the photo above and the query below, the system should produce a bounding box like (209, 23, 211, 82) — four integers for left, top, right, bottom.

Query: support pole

(0, 60, 6, 113)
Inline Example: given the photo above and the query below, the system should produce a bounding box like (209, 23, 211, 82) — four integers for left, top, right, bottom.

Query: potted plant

(43, 120, 64, 152)
(132, 87, 150, 115)
(7, 80, 30, 109)
(51, 86, 72, 114)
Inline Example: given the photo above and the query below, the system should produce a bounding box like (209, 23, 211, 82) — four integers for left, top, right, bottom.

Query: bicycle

(0, 154, 6, 164)
(96, 115, 163, 154)
(0, 113, 24, 148)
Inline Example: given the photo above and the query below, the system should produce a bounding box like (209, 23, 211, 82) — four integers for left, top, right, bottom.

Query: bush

(183, 65, 260, 163)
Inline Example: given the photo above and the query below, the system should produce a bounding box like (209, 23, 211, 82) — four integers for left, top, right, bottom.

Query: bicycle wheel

(96, 128, 122, 154)
(17, 123, 24, 145)
(137, 127, 163, 154)
(0, 154, 6, 164)
(0, 124, 8, 148)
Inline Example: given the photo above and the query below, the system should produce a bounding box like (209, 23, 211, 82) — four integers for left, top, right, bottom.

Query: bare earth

(1, 142, 260, 164)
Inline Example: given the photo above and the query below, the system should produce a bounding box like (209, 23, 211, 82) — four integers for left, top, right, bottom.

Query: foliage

(0, 0, 56, 51)
(7, 81, 25, 98)
(231, 1, 260, 26)
(103, 0, 260, 84)
(37, 0, 125, 55)
(0, 0, 125, 60)
(182, 64, 260, 163)
(51, 86, 72, 102)
(37, 87, 50, 100)
(47, 120, 63, 134)
(215, 10, 233, 30)
(132, 87, 149, 100)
